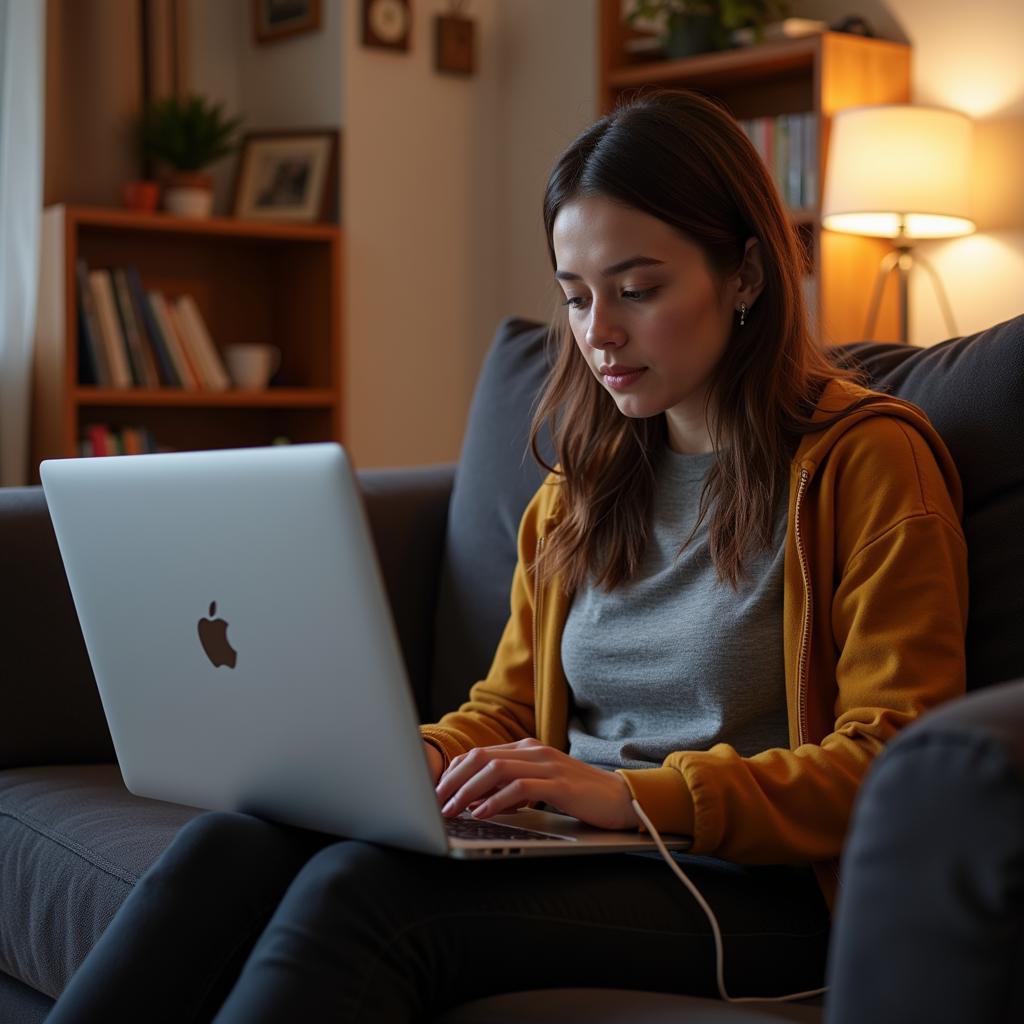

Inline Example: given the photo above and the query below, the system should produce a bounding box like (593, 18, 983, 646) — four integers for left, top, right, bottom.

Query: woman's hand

(434, 738, 640, 831)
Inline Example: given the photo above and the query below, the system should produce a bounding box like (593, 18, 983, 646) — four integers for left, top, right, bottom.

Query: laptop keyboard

(445, 814, 573, 843)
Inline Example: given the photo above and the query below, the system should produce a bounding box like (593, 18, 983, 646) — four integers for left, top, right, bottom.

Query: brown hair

(531, 88, 867, 592)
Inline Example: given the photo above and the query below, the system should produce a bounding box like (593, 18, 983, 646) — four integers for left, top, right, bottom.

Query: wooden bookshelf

(599, 5, 912, 345)
(31, 205, 343, 479)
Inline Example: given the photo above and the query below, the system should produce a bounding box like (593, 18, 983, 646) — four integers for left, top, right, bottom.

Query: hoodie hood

(794, 378, 963, 520)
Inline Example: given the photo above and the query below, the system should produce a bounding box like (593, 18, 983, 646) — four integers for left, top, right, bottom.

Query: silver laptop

(40, 443, 691, 859)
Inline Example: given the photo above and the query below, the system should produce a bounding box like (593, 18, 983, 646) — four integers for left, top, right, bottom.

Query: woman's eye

(561, 287, 657, 310)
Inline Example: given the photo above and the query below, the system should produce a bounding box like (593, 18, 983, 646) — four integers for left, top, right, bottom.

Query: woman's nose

(585, 302, 626, 350)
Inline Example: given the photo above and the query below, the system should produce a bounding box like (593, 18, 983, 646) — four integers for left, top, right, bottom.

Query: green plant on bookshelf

(626, 0, 791, 56)
(140, 94, 243, 217)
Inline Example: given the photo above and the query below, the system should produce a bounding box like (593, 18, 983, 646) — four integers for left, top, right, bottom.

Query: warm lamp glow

(821, 105, 975, 239)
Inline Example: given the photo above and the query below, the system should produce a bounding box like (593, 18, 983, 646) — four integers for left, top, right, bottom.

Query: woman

(46, 90, 968, 1023)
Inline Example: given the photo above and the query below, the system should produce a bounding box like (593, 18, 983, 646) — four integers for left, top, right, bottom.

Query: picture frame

(231, 130, 340, 223)
(252, 0, 322, 45)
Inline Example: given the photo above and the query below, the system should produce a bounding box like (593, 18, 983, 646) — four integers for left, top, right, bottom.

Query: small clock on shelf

(362, 0, 411, 51)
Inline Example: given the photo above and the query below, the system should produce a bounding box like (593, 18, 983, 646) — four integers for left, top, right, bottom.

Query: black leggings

(45, 811, 831, 1023)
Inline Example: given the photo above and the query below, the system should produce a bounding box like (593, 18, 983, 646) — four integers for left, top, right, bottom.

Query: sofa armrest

(358, 464, 455, 720)
(827, 677, 1024, 1024)
(0, 487, 114, 770)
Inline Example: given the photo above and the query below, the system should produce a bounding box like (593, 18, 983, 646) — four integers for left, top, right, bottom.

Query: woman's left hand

(435, 738, 640, 831)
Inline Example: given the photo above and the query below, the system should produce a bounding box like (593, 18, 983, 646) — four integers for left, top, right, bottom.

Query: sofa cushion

(430, 316, 554, 718)
(840, 313, 1024, 690)
(0, 764, 200, 999)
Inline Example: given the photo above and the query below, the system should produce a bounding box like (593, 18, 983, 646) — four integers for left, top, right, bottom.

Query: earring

(737, 302, 747, 327)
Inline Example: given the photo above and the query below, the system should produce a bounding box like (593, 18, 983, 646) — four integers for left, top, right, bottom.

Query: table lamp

(821, 104, 975, 342)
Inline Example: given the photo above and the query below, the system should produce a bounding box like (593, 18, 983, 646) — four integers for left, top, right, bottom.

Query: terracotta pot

(120, 180, 161, 213)
(163, 171, 215, 218)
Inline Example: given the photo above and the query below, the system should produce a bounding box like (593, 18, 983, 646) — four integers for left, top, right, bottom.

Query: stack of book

(76, 261, 233, 391)
(738, 112, 818, 211)
(79, 425, 166, 457)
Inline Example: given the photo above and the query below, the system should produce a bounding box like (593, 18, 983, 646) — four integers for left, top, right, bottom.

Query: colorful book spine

(148, 291, 201, 390)
(76, 260, 111, 386)
(125, 266, 179, 387)
(113, 269, 160, 388)
(175, 295, 232, 391)
(87, 270, 134, 389)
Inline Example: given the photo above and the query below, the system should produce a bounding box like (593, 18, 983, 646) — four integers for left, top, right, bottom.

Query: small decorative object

(362, 0, 411, 51)
(140, 94, 243, 218)
(253, 0, 322, 44)
(232, 129, 340, 223)
(120, 180, 161, 213)
(223, 343, 282, 390)
(731, 16, 826, 46)
(435, 0, 474, 75)
(830, 14, 876, 38)
(626, 0, 791, 59)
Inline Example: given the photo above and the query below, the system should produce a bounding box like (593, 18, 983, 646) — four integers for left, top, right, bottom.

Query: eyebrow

(554, 256, 665, 282)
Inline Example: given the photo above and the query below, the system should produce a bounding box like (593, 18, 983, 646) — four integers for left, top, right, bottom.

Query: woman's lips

(600, 366, 647, 390)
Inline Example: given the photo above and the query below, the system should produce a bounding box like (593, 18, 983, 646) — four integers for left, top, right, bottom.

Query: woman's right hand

(423, 740, 445, 785)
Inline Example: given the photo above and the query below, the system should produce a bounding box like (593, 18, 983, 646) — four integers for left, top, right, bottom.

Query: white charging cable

(630, 798, 828, 1005)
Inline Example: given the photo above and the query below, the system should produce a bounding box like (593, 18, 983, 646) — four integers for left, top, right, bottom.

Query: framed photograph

(252, 0, 321, 45)
(232, 130, 340, 223)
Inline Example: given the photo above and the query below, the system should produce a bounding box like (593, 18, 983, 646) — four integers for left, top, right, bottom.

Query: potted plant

(140, 94, 243, 218)
(626, 0, 791, 59)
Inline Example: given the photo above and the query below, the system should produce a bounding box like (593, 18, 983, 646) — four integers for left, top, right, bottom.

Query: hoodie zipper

(532, 536, 545, 724)
(794, 468, 812, 747)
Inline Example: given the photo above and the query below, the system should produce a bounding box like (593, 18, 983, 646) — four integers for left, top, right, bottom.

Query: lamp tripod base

(862, 243, 959, 344)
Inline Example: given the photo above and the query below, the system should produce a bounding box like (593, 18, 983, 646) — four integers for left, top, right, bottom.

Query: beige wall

(800, 0, 1024, 344)
(342, 0, 595, 468)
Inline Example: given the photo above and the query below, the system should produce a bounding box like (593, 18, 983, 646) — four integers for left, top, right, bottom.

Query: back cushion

(429, 317, 553, 718)
(430, 313, 1024, 716)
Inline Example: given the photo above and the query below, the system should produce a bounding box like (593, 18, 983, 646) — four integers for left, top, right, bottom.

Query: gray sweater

(562, 447, 789, 771)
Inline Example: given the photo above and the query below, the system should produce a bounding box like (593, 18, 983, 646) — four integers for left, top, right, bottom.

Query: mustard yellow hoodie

(421, 379, 969, 910)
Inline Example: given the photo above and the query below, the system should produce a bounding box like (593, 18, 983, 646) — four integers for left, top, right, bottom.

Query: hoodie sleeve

(617, 414, 969, 863)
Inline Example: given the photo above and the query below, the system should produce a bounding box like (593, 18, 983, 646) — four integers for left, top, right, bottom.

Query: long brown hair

(531, 89, 866, 592)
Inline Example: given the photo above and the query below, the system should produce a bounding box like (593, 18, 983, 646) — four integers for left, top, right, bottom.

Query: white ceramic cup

(224, 344, 282, 390)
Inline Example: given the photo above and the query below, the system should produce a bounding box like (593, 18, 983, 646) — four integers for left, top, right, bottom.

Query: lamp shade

(821, 105, 975, 239)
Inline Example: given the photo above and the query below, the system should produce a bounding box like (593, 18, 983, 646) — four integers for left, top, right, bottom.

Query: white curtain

(0, 0, 44, 486)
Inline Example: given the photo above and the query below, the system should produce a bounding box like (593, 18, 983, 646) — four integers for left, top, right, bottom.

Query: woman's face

(551, 194, 762, 453)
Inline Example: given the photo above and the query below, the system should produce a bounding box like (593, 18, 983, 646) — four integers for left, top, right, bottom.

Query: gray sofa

(2, 313, 1023, 1023)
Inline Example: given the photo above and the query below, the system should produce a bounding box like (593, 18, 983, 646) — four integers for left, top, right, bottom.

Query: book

(112, 269, 160, 388)
(86, 423, 109, 457)
(174, 295, 232, 391)
(774, 114, 790, 206)
(76, 260, 111, 386)
(787, 113, 803, 209)
(163, 300, 209, 390)
(124, 267, 179, 387)
(87, 270, 134, 389)
(802, 114, 818, 209)
(148, 291, 201, 390)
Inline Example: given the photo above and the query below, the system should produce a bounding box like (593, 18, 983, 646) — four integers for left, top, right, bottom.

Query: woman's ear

(733, 237, 766, 308)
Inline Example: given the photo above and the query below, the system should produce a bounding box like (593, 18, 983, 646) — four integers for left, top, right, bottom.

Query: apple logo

(197, 601, 237, 668)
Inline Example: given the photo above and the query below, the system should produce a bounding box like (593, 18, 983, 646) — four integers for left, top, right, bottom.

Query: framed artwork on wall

(232, 129, 340, 223)
(252, 0, 322, 45)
